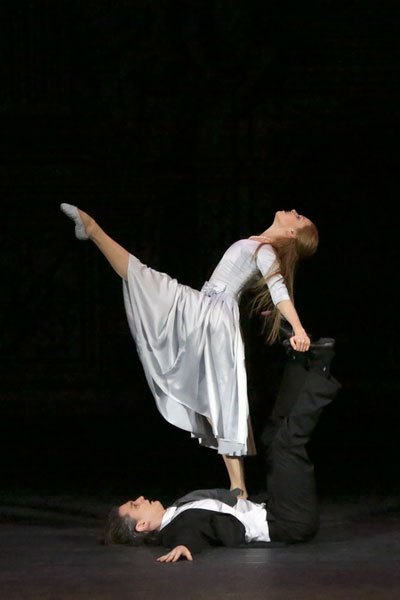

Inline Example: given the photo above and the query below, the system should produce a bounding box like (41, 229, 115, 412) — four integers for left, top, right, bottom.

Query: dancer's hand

(157, 545, 193, 563)
(290, 330, 311, 352)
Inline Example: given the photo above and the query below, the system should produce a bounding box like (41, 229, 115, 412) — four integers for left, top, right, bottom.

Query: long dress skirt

(122, 254, 256, 456)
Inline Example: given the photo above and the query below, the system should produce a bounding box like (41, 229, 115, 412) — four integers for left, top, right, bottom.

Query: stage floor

(1, 494, 399, 600)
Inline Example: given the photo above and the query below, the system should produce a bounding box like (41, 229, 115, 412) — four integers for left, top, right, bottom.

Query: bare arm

(276, 299, 310, 352)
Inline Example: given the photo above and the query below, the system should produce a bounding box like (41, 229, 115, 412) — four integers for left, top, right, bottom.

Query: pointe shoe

(60, 203, 89, 240)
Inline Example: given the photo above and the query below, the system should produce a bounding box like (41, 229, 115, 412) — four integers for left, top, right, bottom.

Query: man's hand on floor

(157, 545, 193, 563)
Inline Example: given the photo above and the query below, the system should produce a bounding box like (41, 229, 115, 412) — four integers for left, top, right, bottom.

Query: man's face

(118, 496, 165, 531)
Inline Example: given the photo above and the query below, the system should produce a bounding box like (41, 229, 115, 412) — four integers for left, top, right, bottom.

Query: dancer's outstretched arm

(61, 204, 129, 280)
(276, 299, 310, 352)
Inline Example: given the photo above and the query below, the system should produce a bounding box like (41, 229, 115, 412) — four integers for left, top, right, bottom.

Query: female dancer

(60, 204, 318, 498)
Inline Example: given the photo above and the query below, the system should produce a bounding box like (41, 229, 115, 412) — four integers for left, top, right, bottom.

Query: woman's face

(275, 209, 311, 231)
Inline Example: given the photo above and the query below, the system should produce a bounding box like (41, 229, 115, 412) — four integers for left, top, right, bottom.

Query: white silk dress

(122, 239, 290, 456)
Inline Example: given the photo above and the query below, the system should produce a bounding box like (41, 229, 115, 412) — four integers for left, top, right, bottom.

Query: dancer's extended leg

(222, 456, 247, 499)
(63, 205, 129, 280)
(205, 416, 247, 497)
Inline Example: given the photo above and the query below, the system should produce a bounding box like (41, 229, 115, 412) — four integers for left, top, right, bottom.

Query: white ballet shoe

(60, 203, 89, 240)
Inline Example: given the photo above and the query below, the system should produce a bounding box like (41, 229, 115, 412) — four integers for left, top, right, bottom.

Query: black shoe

(282, 337, 335, 353)
(282, 337, 336, 376)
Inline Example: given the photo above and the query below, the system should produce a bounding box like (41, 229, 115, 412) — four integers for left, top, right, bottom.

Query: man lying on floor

(101, 340, 340, 562)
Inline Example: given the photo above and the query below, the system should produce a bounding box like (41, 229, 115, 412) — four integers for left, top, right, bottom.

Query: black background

(1, 1, 399, 505)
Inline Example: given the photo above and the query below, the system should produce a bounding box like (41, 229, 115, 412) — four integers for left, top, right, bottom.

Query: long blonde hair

(249, 222, 319, 344)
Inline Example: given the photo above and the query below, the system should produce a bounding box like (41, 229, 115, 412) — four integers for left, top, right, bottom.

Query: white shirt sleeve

(255, 244, 290, 306)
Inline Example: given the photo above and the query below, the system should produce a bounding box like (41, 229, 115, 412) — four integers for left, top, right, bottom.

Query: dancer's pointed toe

(60, 203, 88, 240)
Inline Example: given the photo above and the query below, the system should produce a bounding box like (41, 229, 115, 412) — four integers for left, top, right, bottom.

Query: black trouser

(263, 355, 341, 543)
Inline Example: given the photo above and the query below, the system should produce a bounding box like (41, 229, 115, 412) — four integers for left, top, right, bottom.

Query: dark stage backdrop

(1, 1, 399, 501)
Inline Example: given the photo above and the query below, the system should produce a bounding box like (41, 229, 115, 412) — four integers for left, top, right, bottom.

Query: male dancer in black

(103, 338, 340, 562)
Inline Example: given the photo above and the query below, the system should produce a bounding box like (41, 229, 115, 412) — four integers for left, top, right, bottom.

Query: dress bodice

(202, 239, 290, 305)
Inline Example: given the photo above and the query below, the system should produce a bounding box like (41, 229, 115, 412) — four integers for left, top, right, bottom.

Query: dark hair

(100, 506, 161, 546)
